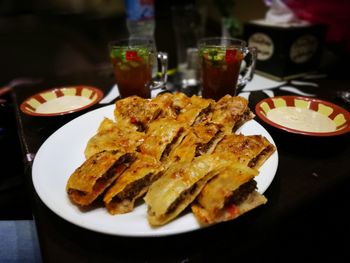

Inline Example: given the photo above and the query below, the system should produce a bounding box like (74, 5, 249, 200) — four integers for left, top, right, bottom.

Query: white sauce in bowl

(36, 96, 92, 114)
(266, 106, 336, 132)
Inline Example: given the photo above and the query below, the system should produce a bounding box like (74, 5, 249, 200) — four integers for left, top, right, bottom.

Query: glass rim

(108, 37, 154, 49)
(198, 37, 247, 47)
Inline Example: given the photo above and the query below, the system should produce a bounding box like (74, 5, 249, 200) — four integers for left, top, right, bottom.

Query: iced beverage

(110, 47, 152, 98)
(198, 37, 257, 101)
(200, 47, 243, 100)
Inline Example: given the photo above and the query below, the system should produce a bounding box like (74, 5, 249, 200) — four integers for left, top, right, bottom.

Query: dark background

(0, 1, 349, 261)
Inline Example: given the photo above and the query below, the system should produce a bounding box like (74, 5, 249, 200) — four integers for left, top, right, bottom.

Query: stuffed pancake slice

(211, 95, 255, 133)
(167, 122, 223, 164)
(144, 154, 232, 226)
(84, 117, 144, 159)
(176, 95, 215, 127)
(191, 161, 267, 225)
(138, 118, 186, 161)
(104, 154, 163, 214)
(213, 134, 276, 169)
(114, 95, 161, 132)
(66, 150, 135, 206)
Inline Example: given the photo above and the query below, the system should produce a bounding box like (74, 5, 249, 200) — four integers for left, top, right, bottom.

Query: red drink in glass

(198, 37, 257, 101)
(110, 47, 152, 98)
(200, 47, 243, 101)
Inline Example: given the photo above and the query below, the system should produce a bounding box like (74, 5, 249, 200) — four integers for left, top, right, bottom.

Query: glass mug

(109, 38, 168, 98)
(198, 37, 257, 101)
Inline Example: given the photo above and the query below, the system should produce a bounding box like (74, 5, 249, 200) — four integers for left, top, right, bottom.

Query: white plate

(32, 105, 279, 237)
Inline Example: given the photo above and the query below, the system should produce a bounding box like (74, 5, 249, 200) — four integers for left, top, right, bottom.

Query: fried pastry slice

(168, 122, 224, 163)
(175, 95, 215, 127)
(152, 92, 212, 125)
(138, 118, 186, 161)
(152, 92, 192, 119)
(104, 154, 163, 214)
(191, 162, 267, 225)
(144, 154, 232, 226)
(211, 95, 255, 133)
(213, 134, 276, 169)
(84, 118, 145, 159)
(114, 96, 161, 131)
(66, 150, 135, 206)
(151, 93, 178, 119)
(192, 122, 225, 156)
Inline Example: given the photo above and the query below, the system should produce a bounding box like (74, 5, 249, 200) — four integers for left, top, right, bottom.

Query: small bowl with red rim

(255, 96, 350, 136)
(20, 85, 104, 117)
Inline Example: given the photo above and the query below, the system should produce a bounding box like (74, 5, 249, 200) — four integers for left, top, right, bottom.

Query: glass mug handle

(150, 52, 168, 90)
(237, 47, 258, 88)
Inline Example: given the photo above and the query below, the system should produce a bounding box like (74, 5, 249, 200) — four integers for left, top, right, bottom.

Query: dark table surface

(9, 68, 350, 262)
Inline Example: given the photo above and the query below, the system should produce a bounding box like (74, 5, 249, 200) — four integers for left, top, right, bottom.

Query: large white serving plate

(32, 104, 278, 237)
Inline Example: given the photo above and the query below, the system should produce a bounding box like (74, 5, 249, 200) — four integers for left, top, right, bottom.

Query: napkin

(263, 0, 308, 26)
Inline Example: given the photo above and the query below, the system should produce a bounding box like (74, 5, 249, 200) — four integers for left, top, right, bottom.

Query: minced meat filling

(166, 183, 198, 215)
(112, 173, 153, 203)
(193, 105, 213, 124)
(160, 128, 184, 161)
(232, 109, 252, 132)
(93, 153, 134, 192)
(195, 130, 224, 156)
(224, 179, 257, 206)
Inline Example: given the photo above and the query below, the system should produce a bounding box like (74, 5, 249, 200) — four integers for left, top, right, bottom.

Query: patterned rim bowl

(20, 86, 104, 117)
(255, 96, 350, 137)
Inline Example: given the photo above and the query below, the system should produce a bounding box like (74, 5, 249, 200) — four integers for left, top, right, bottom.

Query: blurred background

(0, 0, 268, 85)
(0, 2, 349, 261)
(1, 0, 350, 85)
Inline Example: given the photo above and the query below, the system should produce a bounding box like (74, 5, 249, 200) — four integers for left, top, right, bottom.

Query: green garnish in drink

(200, 47, 227, 66)
(200, 46, 242, 66)
(110, 46, 149, 63)
(200, 46, 244, 100)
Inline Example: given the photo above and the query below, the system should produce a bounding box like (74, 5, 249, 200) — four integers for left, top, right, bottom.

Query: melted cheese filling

(266, 106, 336, 133)
(36, 96, 92, 113)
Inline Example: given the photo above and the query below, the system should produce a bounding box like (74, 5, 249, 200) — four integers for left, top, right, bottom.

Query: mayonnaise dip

(36, 96, 92, 114)
(266, 106, 336, 132)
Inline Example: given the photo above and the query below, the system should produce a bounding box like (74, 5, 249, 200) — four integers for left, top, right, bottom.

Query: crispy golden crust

(214, 134, 276, 169)
(104, 154, 163, 214)
(152, 92, 192, 119)
(195, 162, 258, 213)
(176, 95, 215, 126)
(168, 122, 223, 163)
(152, 92, 212, 126)
(114, 96, 161, 131)
(66, 150, 134, 206)
(84, 118, 145, 159)
(191, 159, 267, 225)
(144, 154, 235, 226)
(212, 95, 254, 133)
(192, 191, 267, 225)
(138, 118, 186, 161)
